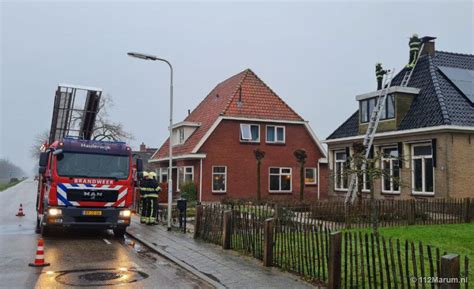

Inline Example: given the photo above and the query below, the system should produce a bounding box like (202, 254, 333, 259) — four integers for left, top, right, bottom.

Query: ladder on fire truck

(48, 84, 102, 144)
(345, 70, 395, 204)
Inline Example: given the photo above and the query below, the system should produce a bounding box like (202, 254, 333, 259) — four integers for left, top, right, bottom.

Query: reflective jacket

(140, 178, 161, 197)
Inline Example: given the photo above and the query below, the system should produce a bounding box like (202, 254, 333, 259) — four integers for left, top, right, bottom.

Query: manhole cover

(55, 268, 148, 286)
(80, 272, 123, 282)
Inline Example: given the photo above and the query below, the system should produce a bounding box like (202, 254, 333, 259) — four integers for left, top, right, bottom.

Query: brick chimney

(420, 36, 436, 56)
(139, 142, 146, 152)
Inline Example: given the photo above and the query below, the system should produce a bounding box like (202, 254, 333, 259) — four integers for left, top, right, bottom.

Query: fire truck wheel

(41, 223, 50, 237)
(113, 227, 126, 238)
(35, 218, 41, 234)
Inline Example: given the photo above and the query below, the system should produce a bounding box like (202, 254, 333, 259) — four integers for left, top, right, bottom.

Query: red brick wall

(197, 120, 328, 202)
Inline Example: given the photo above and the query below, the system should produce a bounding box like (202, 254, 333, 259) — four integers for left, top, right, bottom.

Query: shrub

(180, 181, 197, 202)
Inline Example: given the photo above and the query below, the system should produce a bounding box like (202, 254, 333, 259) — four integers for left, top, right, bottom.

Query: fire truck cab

(36, 138, 142, 237)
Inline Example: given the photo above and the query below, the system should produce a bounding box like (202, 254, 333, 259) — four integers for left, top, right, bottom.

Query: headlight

(119, 209, 131, 217)
(48, 208, 62, 216)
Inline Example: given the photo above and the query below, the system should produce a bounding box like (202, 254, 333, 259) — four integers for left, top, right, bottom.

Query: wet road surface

(0, 179, 213, 289)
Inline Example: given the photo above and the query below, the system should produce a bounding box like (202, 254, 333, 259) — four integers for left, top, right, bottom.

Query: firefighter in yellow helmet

(407, 33, 421, 68)
(141, 171, 161, 225)
(139, 171, 149, 223)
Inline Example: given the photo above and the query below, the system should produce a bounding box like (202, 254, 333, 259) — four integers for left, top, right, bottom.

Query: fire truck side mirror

(39, 152, 49, 168)
(136, 159, 143, 173)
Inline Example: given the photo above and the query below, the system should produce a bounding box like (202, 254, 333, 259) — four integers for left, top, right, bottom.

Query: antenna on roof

(237, 86, 243, 108)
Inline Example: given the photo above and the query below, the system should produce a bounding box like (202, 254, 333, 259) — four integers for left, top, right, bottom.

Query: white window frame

(212, 166, 227, 193)
(159, 168, 169, 183)
(334, 150, 348, 191)
(269, 167, 292, 193)
(266, 125, 285, 144)
(362, 169, 370, 192)
(304, 167, 317, 185)
(381, 146, 400, 194)
(411, 143, 435, 196)
(240, 124, 260, 143)
(177, 166, 194, 192)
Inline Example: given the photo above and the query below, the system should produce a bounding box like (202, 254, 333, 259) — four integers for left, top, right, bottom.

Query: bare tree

(31, 94, 134, 160)
(90, 94, 133, 141)
(294, 149, 307, 201)
(30, 130, 49, 160)
(339, 145, 403, 235)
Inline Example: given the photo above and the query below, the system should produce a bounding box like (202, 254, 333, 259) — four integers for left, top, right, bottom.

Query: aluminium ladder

(345, 69, 395, 204)
(400, 43, 425, 87)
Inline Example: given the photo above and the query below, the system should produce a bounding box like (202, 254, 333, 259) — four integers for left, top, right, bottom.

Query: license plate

(82, 210, 102, 216)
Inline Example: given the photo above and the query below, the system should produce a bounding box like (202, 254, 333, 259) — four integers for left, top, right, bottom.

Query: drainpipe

(199, 159, 203, 202)
(317, 159, 321, 199)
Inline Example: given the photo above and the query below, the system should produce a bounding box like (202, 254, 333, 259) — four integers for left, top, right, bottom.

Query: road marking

(103, 238, 111, 245)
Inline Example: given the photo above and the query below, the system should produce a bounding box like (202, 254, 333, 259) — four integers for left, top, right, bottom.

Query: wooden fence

(194, 202, 471, 289)
(280, 198, 473, 230)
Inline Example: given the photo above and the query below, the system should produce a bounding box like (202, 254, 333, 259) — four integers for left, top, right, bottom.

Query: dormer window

(240, 124, 260, 142)
(176, 128, 184, 144)
(360, 94, 395, 123)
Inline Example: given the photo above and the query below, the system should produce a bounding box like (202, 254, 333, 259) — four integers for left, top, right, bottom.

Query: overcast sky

(1, 1, 472, 173)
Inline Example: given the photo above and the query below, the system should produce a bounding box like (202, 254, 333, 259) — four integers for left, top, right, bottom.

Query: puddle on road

(53, 268, 149, 287)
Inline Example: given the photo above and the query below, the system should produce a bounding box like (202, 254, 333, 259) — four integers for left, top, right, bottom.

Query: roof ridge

(222, 69, 304, 121)
(221, 69, 252, 115)
(428, 55, 451, 125)
(435, 50, 474, 57)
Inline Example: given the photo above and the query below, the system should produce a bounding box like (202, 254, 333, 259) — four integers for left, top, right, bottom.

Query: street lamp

(127, 51, 174, 231)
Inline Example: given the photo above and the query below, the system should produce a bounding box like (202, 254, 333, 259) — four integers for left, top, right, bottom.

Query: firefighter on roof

(407, 33, 421, 68)
(375, 63, 388, 90)
(141, 171, 161, 225)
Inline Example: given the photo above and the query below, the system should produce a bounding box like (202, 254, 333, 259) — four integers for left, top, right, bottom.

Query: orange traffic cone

(28, 238, 50, 267)
(16, 204, 25, 217)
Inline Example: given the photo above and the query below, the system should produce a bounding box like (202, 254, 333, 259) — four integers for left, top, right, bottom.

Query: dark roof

(327, 51, 474, 140)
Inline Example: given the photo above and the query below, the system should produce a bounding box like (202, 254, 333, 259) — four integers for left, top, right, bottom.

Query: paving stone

(128, 217, 316, 289)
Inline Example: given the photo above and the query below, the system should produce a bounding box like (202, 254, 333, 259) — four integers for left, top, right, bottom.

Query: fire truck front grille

(74, 216, 106, 223)
(67, 189, 118, 202)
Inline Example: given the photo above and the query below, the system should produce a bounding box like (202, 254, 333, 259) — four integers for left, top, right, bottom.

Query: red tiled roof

(151, 69, 304, 160)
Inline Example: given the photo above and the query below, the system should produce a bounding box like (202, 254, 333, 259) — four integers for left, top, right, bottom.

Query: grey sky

(1, 1, 473, 173)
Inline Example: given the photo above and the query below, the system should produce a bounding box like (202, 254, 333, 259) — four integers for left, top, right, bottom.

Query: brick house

(149, 69, 328, 202)
(325, 36, 474, 199)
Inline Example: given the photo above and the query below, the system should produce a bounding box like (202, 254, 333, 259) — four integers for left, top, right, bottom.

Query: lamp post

(127, 52, 174, 231)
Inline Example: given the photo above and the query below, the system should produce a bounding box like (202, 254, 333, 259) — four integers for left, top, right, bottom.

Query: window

(160, 168, 168, 183)
(266, 125, 285, 143)
(381, 147, 400, 194)
(178, 128, 185, 144)
(240, 124, 260, 142)
(334, 150, 348, 190)
(362, 169, 371, 192)
(269, 167, 292, 192)
(304, 168, 317, 185)
(212, 166, 227, 193)
(412, 143, 434, 195)
(177, 166, 194, 191)
(360, 94, 395, 123)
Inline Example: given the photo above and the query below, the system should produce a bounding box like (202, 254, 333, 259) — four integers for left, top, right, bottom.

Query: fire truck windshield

(56, 152, 130, 179)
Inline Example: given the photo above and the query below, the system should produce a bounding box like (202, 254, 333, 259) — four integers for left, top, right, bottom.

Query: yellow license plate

(82, 210, 102, 216)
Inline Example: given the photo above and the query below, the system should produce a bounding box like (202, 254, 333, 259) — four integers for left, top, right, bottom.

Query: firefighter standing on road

(141, 171, 161, 225)
(139, 171, 149, 223)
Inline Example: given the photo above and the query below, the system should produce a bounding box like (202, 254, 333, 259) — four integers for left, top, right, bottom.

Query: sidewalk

(127, 216, 317, 289)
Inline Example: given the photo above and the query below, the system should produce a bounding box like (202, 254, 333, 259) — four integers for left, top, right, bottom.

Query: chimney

(187, 109, 190, 115)
(420, 36, 436, 56)
(140, 142, 146, 152)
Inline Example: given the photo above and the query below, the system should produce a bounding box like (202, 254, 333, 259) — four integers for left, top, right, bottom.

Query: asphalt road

(0, 179, 213, 289)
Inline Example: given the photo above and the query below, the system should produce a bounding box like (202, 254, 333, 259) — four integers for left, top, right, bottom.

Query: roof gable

(152, 69, 305, 160)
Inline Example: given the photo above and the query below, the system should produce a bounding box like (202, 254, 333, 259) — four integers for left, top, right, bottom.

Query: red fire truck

(36, 84, 142, 237)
